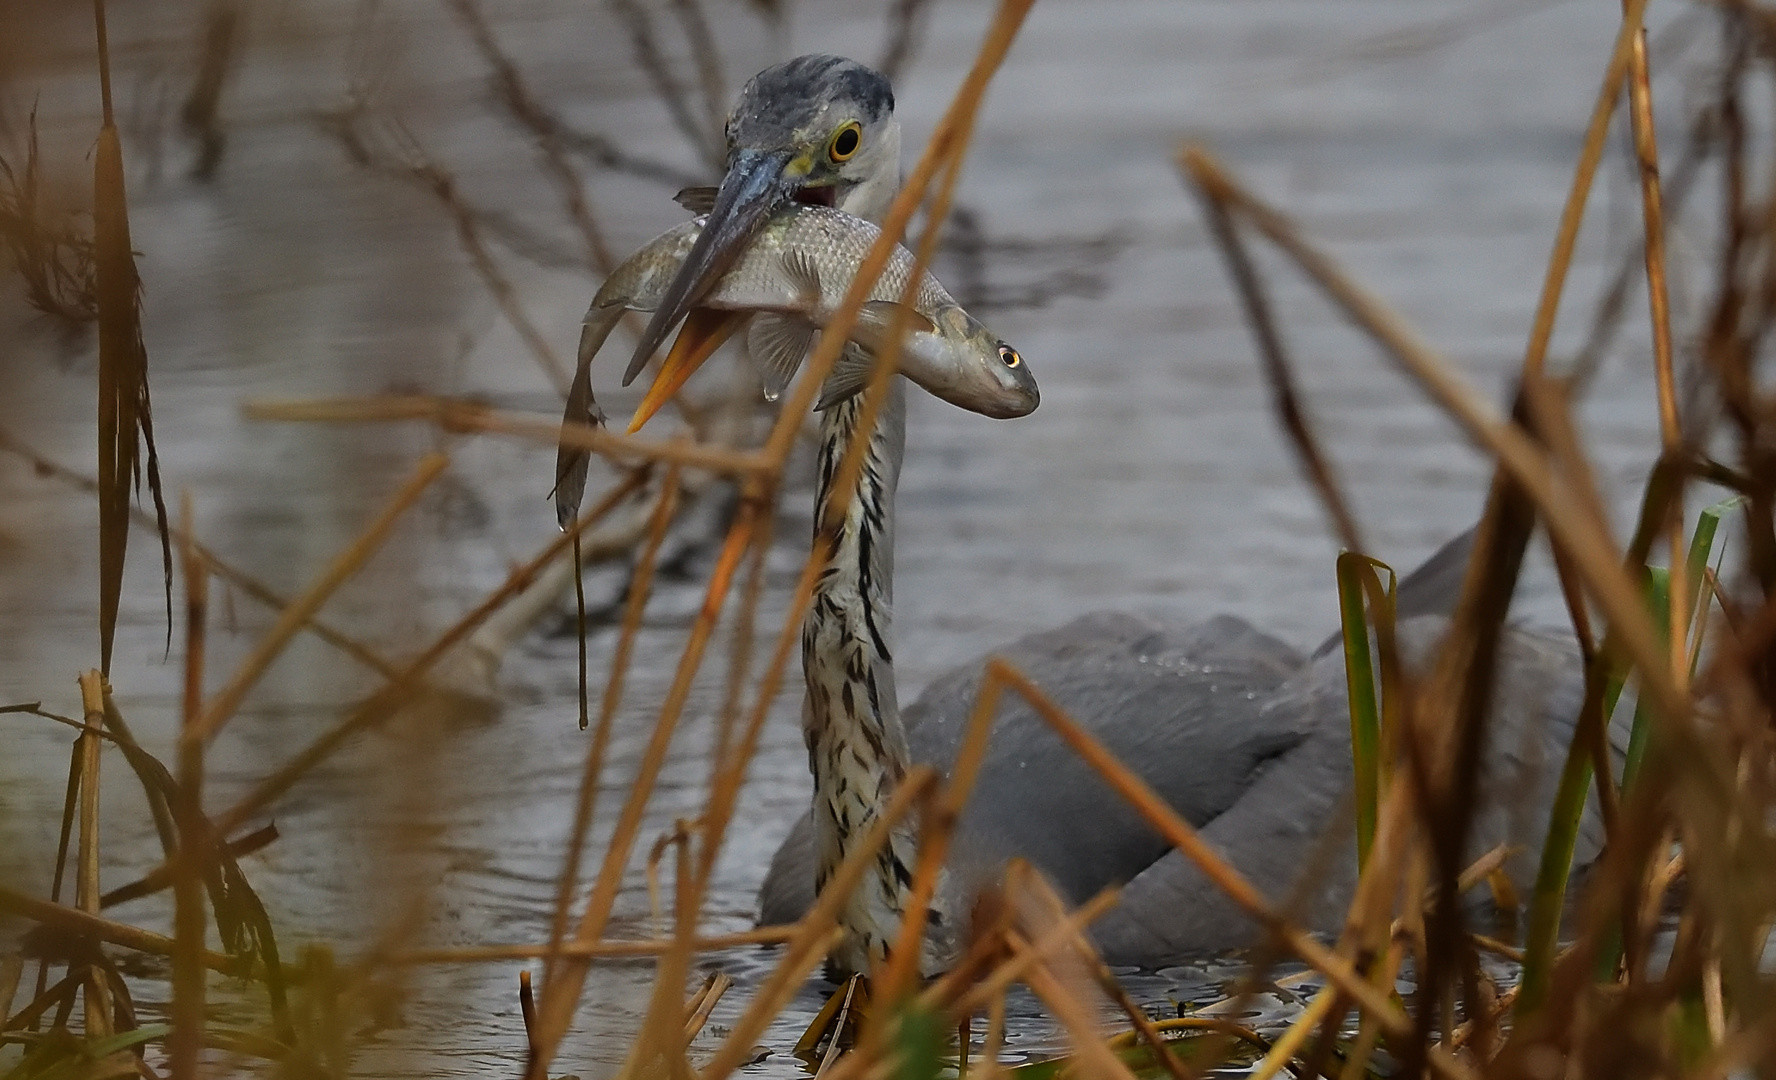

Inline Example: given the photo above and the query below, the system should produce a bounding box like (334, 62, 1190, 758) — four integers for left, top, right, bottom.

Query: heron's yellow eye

(998, 345, 1022, 368)
(829, 121, 863, 162)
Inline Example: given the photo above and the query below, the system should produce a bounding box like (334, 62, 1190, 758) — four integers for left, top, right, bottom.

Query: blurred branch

(607, 0, 725, 170)
(878, 0, 938, 82)
(320, 115, 572, 396)
(444, 0, 618, 273)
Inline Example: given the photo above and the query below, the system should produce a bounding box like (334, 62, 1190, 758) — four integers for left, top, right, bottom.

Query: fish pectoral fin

(851, 300, 937, 351)
(673, 185, 719, 215)
(780, 248, 825, 307)
(816, 342, 882, 411)
(749, 314, 818, 403)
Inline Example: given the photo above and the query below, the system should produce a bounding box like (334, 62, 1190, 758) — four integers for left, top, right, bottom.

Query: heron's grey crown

(727, 55, 895, 148)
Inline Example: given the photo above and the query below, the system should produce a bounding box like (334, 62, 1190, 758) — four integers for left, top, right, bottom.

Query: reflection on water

(0, 0, 1698, 1075)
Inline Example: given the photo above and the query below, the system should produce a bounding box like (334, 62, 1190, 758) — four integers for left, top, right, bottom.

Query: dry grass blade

(542, 464, 680, 985)
(170, 493, 208, 1080)
(210, 467, 649, 835)
(1623, 12, 1690, 699)
(75, 670, 110, 1038)
(0, 431, 404, 681)
(876, 656, 1007, 999)
(188, 451, 447, 744)
(1194, 185, 1363, 554)
(1179, 146, 1686, 732)
(386, 926, 796, 963)
(527, 501, 760, 1078)
(0, 887, 272, 982)
(1003, 923, 1139, 1080)
(92, 0, 171, 677)
(245, 394, 769, 475)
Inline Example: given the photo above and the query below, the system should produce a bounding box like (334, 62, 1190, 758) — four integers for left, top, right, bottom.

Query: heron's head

(622, 56, 900, 399)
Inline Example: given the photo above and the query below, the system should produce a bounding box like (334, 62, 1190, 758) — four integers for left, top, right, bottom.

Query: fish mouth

(621, 146, 797, 390)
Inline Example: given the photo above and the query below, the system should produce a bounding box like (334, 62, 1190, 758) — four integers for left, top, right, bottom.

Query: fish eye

(997, 344, 1022, 369)
(829, 121, 863, 163)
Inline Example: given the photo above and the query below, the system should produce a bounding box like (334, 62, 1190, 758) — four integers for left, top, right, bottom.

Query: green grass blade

(1335, 552, 1395, 870)
(1523, 496, 1741, 1008)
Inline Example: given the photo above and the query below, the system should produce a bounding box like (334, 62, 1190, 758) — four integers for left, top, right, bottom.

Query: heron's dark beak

(622, 147, 798, 394)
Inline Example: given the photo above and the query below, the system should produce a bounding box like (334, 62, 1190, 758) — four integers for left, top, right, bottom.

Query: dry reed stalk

(682, 971, 731, 1042)
(935, 888, 1122, 1016)
(711, 500, 773, 765)
(1004, 929, 1141, 1080)
(0, 432, 404, 680)
(0, 955, 21, 1030)
(245, 395, 770, 476)
(186, 451, 447, 744)
(696, 770, 940, 1080)
(1335, 940, 1404, 1080)
(1193, 181, 1364, 554)
(1623, 14, 1690, 700)
(875, 655, 1008, 999)
(210, 467, 648, 835)
(170, 492, 208, 1080)
(388, 926, 797, 964)
(1521, 0, 1653, 378)
(1180, 147, 1685, 729)
(519, 969, 539, 1058)
(98, 824, 277, 911)
(1020, 871, 1195, 1080)
(625, 502, 784, 1074)
(527, 502, 760, 1077)
(0, 892, 268, 980)
(823, 129, 973, 530)
(75, 670, 109, 1039)
(1249, 983, 1337, 1080)
(987, 660, 1438, 1059)
(542, 464, 683, 982)
(979, 986, 1008, 1080)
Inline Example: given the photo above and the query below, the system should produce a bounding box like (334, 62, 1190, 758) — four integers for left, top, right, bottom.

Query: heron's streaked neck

(803, 380, 935, 975)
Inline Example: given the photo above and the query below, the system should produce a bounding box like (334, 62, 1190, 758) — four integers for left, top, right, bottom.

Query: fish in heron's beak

(622, 147, 806, 391)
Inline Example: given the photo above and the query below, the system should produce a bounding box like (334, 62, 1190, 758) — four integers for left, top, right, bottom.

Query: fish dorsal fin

(851, 300, 937, 351)
(780, 247, 825, 307)
(674, 186, 718, 215)
(749, 314, 818, 402)
(817, 342, 881, 411)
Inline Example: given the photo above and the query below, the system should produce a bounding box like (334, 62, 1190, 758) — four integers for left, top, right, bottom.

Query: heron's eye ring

(998, 345, 1022, 368)
(829, 122, 863, 162)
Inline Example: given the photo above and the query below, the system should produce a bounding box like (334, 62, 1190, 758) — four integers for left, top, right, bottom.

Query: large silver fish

(554, 205, 1038, 523)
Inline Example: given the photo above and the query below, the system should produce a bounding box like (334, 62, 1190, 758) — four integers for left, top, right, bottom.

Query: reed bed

(5, 0, 1776, 1079)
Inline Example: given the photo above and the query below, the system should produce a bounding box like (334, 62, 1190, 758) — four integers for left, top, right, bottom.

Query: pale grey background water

(0, 0, 1718, 1075)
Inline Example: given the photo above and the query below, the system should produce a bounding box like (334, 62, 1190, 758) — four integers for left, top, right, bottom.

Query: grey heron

(573, 55, 1616, 978)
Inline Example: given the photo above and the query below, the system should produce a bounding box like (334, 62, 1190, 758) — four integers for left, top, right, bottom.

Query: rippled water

(0, 0, 1705, 1075)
